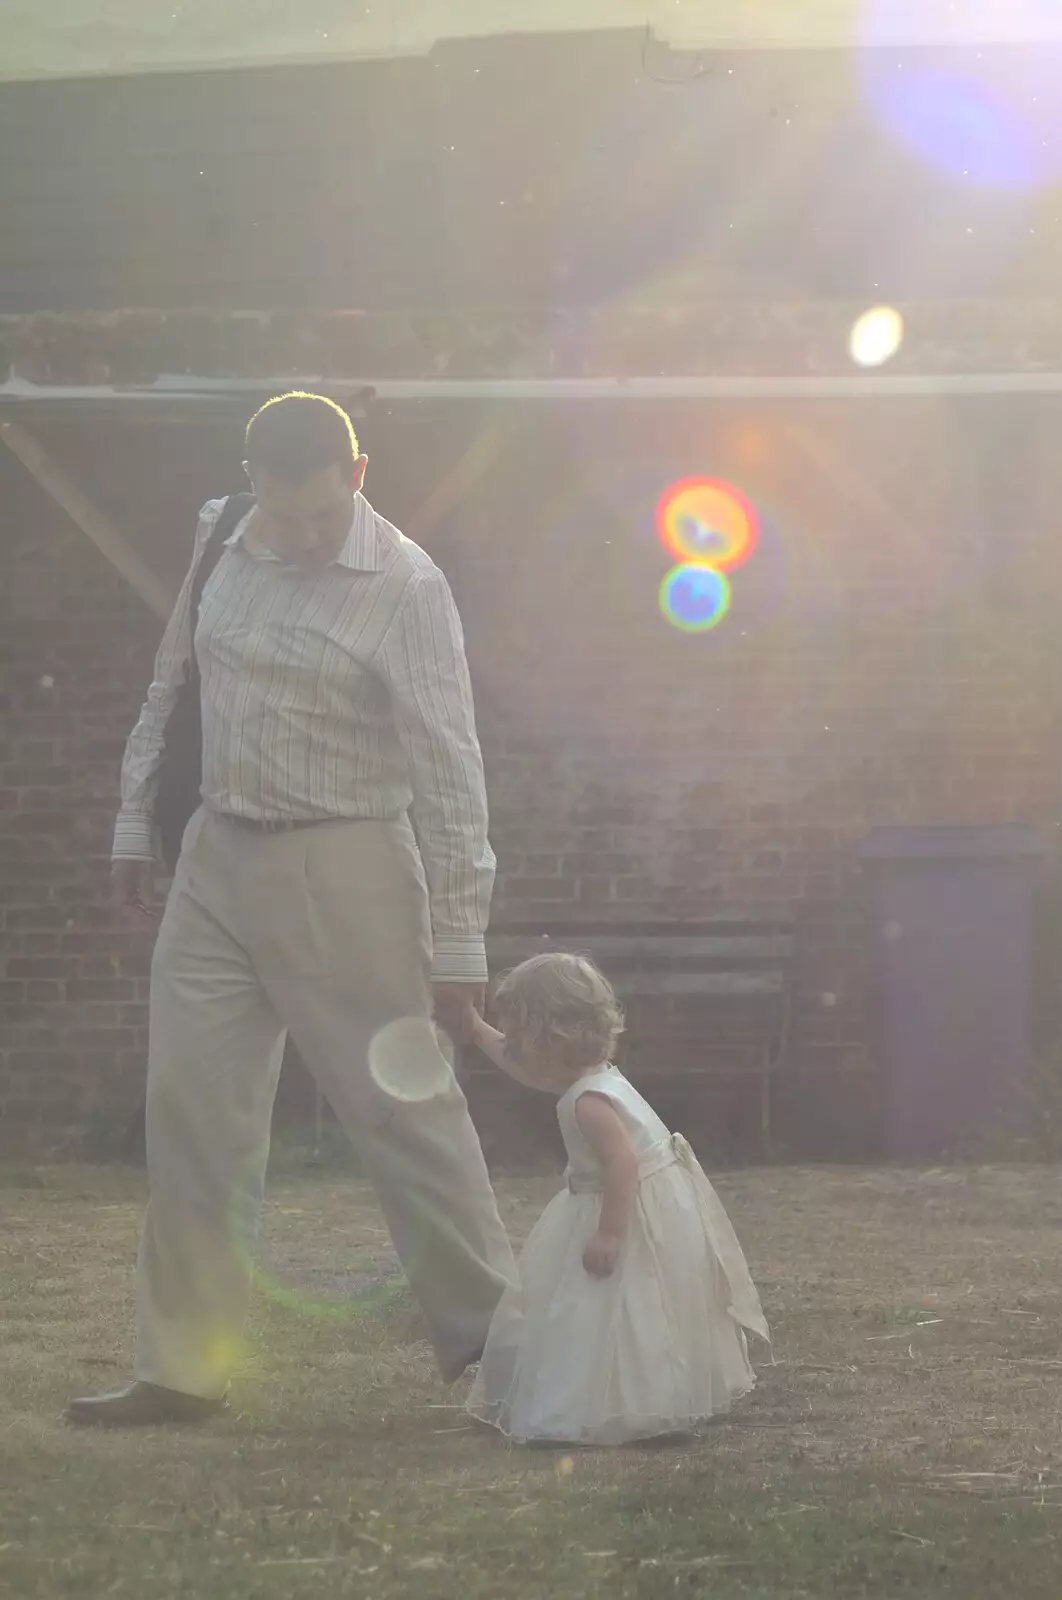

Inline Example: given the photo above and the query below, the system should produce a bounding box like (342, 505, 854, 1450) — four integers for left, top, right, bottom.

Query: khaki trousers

(134, 808, 516, 1399)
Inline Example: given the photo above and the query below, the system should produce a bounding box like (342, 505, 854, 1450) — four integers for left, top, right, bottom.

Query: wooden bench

(479, 919, 796, 1158)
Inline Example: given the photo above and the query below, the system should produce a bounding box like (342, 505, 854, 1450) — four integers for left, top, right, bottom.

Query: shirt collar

(226, 491, 387, 573)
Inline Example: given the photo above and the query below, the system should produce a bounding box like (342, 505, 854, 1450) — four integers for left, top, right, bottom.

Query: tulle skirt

(467, 1148, 768, 1447)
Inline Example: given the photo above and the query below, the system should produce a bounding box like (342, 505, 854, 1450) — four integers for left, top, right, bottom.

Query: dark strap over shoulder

(189, 492, 255, 647)
(153, 492, 256, 875)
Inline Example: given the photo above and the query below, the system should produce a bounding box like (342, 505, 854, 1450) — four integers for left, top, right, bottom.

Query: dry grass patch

(2, 1160, 1062, 1597)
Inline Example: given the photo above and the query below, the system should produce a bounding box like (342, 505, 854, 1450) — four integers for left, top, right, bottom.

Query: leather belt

(218, 814, 336, 835)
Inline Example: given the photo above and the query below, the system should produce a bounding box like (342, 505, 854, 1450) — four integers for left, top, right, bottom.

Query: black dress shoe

(67, 1381, 228, 1428)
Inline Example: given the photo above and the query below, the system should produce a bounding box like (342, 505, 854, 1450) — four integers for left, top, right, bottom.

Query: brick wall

(449, 397, 1062, 1154)
(0, 443, 158, 1143)
(2, 398, 1061, 1156)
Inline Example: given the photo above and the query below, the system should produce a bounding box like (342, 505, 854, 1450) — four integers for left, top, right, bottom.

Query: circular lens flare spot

(860, 6, 1062, 192)
(368, 1018, 456, 1104)
(849, 306, 904, 368)
(659, 564, 731, 632)
(655, 477, 758, 572)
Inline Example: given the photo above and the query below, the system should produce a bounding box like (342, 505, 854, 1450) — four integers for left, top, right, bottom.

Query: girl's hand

(583, 1231, 623, 1278)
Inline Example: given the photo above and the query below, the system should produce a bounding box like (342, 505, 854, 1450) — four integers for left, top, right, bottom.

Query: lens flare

(368, 1018, 457, 1104)
(200, 1332, 245, 1380)
(659, 564, 731, 633)
(655, 477, 759, 571)
(849, 305, 904, 368)
(228, 1149, 417, 1323)
(860, 3, 1062, 190)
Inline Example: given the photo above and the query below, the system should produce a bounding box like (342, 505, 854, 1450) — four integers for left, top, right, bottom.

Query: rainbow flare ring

(658, 563, 732, 633)
(655, 476, 759, 572)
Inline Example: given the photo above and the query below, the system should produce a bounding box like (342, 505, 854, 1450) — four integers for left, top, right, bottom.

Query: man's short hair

(245, 392, 360, 481)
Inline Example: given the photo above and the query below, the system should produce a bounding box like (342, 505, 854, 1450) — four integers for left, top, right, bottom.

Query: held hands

(431, 982, 485, 1046)
(582, 1231, 623, 1278)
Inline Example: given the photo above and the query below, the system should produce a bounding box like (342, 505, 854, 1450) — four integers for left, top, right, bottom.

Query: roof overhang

(3, 2, 1061, 84)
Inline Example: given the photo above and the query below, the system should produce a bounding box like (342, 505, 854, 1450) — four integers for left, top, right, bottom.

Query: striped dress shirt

(114, 493, 495, 982)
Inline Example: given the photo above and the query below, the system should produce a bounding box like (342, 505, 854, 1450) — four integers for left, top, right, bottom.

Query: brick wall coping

(2, 304, 1062, 388)
(5, 373, 1062, 422)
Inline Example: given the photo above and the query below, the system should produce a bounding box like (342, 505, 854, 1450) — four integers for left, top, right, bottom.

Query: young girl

(466, 952, 769, 1447)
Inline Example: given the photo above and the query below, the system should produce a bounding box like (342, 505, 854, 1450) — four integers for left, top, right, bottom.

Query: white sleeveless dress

(467, 1067, 769, 1446)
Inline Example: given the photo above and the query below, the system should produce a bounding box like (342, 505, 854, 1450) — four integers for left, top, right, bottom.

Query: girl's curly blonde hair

(491, 952, 624, 1074)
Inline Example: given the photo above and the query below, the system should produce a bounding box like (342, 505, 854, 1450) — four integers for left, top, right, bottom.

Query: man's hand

(431, 982, 485, 1045)
(112, 860, 159, 927)
(583, 1231, 623, 1278)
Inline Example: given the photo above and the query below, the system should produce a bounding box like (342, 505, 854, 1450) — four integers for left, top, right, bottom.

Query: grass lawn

(2, 1157, 1062, 1598)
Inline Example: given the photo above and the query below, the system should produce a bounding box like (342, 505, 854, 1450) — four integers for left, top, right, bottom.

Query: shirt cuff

(430, 932, 489, 985)
(112, 811, 158, 862)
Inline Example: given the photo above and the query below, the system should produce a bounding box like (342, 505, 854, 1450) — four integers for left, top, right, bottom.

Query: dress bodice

(557, 1067, 674, 1188)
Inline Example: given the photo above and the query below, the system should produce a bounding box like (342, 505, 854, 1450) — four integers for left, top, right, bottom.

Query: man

(69, 393, 516, 1426)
